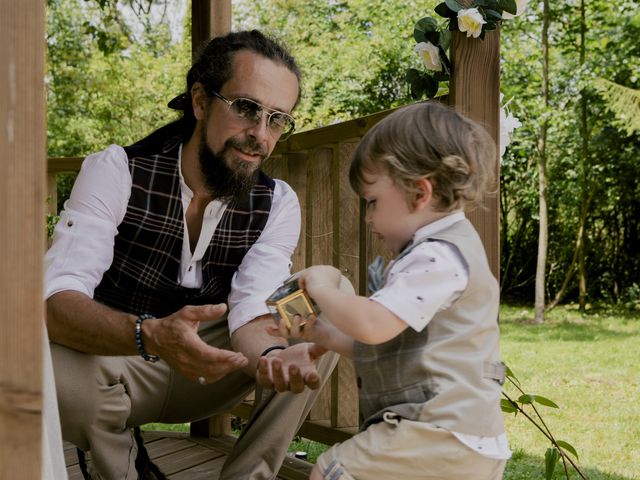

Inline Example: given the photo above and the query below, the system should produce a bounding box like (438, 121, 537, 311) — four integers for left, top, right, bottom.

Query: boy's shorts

(316, 413, 506, 480)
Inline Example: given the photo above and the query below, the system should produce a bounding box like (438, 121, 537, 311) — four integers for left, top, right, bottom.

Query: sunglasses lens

(231, 98, 262, 122)
(269, 113, 294, 133)
(227, 97, 295, 139)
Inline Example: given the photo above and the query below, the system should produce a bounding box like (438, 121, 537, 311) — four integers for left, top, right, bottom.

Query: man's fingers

(288, 365, 305, 393)
(271, 358, 289, 392)
(304, 371, 321, 390)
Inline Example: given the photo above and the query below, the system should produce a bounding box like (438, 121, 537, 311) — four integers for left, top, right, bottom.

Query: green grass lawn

(145, 303, 639, 479)
(500, 304, 639, 480)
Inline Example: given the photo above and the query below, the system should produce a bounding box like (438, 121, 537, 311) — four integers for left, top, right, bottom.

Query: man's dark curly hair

(169, 30, 301, 135)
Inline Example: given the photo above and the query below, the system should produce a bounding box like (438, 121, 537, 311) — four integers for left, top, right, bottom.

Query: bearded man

(45, 30, 341, 480)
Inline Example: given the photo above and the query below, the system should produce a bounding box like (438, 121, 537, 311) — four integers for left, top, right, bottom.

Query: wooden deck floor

(64, 430, 312, 480)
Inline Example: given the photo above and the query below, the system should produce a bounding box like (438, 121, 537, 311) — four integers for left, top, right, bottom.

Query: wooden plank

(449, 24, 501, 280)
(169, 455, 226, 479)
(143, 436, 196, 458)
(0, 1, 45, 479)
(286, 152, 309, 274)
(153, 444, 224, 475)
(306, 147, 334, 422)
(334, 140, 361, 429)
(192, 0, 232, 60)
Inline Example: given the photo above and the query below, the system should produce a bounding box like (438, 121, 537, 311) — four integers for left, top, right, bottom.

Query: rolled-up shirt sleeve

(44, 145, 131, 299)
(227, 180, 301, 334)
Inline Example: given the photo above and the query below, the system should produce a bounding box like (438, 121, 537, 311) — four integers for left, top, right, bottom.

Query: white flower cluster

(499, 93, 522, 158)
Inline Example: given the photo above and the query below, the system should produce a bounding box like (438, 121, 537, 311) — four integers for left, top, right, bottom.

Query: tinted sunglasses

(211, 90, 296, 141)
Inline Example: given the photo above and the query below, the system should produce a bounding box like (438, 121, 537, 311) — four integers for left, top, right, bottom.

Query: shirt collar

(411, 211, 465, 246)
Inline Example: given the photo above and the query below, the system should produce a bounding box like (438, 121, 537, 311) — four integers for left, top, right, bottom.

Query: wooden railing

(46, 104, 499, 446)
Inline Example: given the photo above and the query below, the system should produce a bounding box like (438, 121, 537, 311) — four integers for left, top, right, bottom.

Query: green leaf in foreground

(501, 398, 517, 413)
(533, 395, 560, 408)
(556, 440, 579, 460)
(544, 447, 560, 480)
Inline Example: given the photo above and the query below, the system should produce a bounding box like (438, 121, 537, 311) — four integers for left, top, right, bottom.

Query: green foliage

(46, 0, 189, 158)
(593, 79, 640, 135)
(502, 368, 585, 479)
(501, 303, 640, 478)
(499, 0, 640, 306)
(234, 0, 441, 129)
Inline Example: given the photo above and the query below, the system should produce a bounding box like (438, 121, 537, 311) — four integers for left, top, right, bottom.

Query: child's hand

(297, 265, 342, 296)
(266, 313, 320, 343)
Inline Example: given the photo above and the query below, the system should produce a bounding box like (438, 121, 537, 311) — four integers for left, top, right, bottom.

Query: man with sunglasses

(45, 30, 344, 479)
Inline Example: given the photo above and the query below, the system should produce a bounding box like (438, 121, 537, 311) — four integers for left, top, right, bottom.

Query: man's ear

(412, 177, 433, 211)
(191, 82, 207, 121)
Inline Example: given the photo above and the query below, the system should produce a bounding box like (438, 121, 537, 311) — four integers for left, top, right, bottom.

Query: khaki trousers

(316, 415, 507, 480)
(52, 315, 339, 480)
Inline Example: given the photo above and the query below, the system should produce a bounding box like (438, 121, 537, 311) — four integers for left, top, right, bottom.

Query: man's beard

(199, 133, 265, 202)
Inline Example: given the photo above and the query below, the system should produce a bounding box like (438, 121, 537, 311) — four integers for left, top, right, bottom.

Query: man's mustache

(226, 138, 268, 159)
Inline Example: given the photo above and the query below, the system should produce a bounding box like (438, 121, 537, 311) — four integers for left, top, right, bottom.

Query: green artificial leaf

(414, 17, 441, 45)
(499, 0, 518, 15)
(485, 9, 503, 21)
(544, 448, 560, 480)
(439, 29, 452, 51)
(517, 394, 535, 404)
(435, 2, 457, 18)
(414, 16, 439, 42)
(484, 21, 498, 31)
(445, 0, 463, 12)
(500, 398, 517, 413)
(438, 46, 451, 75)
(505, 365, 521, 385)
(557, 440, 579, 460)
(406, 68, 422, 84)
(533, 395, 560, 409)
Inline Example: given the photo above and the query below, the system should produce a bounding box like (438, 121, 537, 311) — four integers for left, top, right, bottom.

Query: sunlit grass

(500, 304, 640, 479)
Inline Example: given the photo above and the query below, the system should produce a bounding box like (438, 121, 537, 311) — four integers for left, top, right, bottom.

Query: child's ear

(191, 82, 207, 120)
(412, 177, 433, 211)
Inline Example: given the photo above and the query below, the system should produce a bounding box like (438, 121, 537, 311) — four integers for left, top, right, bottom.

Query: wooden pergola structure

(0, 1, 499, 478)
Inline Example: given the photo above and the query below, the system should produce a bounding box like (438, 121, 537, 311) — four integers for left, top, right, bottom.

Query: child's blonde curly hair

(349, 101, 497, 212)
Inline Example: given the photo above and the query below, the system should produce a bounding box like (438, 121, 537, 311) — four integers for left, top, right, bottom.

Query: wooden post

(0, 0, 46, 478)
(449, 20, 501, 280)
(192, 0, 232, 60)
(189, 0, 234, 439)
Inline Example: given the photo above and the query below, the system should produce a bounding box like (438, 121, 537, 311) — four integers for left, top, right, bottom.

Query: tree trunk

(534, 0, 550, 324)
(577, 0, 589, 311)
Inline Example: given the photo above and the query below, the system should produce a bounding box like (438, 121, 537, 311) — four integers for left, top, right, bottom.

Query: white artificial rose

(502, 0, 529, 19)
(499, 95, 522, 158)
(415, 41, 442, 72)
(457, 8, 486, 38)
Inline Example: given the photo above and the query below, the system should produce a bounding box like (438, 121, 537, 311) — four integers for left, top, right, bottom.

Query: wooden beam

(449, 24, 501, 280)
(191, 0, 232, 61)
(0, 0, 45, 478)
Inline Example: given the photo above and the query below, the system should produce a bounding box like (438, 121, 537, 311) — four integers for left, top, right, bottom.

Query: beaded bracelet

(135, 313, 160, 363)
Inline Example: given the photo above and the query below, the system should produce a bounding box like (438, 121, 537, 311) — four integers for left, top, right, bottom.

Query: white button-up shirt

(45, 144, 301, 334)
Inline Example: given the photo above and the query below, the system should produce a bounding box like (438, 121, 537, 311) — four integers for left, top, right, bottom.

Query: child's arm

(267, 314, 354, 357)
(300, 266, 408, 344)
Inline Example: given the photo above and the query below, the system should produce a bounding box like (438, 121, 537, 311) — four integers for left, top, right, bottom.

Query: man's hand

(255, 342, 328, 393)
(146, 304, 248, 384)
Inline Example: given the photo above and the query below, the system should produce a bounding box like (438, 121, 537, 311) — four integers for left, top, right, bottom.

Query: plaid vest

(354, 219, 504, 436)
(94, 122, 274, 317)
